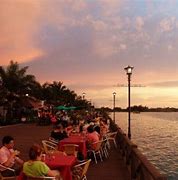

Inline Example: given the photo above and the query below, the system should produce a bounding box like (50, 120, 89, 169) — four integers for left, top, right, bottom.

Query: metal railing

(110, 121, 167, 180)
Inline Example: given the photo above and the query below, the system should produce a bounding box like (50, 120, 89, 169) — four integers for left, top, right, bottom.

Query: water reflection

(114, 112, 178, 180)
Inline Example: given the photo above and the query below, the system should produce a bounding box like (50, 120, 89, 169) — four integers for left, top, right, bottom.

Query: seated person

(65, 123, 73, 135)
(86, 125, 100, 150)
(50, 124, 68, 141)
(100, 119, 109, 137)
(93, 125, 100, 135)
(50, 114, 57, 125)
(79, 124, 84, 133)
(0, 135, 24, 177)
(23, 144, 60, 179)
(82, 124, 90, 135)
(70, 125, 80, 134)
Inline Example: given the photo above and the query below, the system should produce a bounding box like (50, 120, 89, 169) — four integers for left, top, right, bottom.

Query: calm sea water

(113, 112, 178, 180)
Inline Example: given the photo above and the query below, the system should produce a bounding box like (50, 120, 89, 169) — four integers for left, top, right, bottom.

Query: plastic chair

(0, 164, 16, 179)
(100, 139, 109, 158)
(42, 140, 58, 154)
(48, 138, 59, 145)
(26, 176, 56, 179)
(87, 141, 103, 164)
(72, 159, 91, 180)
(62, 144, 79, 157)
(105, 131, 117, 148)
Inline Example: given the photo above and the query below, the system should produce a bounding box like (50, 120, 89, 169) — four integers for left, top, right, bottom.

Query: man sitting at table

(23, 144, 61, 179)
(0, 135, 24, 177)
(50, 124, 68, 142)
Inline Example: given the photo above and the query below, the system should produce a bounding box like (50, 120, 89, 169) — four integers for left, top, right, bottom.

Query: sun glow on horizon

(73, 85, 178, 108)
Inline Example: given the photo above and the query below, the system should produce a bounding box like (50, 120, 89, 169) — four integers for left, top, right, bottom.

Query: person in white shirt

(0, 136, 23, 177)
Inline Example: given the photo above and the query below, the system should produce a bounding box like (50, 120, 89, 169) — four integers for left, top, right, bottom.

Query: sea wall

(110, 120, 167, 180)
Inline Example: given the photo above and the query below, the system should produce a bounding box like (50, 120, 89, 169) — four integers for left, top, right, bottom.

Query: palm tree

(41, 81, 68, 106)
(0, 61, 92, 124)
(0, 60, 40, 123)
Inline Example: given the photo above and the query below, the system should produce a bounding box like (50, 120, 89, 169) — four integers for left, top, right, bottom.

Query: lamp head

(113, 92, 116, 96)
(124, 65, 134, 75)
(82, 92, 86, 99)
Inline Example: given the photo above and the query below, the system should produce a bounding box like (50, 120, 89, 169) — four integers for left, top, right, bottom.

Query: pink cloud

(0, 0, 43, 65)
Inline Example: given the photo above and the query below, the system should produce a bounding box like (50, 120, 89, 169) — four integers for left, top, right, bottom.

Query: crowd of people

(0, 110, 111, 179)
(49, 110, 110, 150)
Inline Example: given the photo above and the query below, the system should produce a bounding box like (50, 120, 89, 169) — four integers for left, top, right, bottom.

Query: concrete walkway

(0, 124, 130, 180)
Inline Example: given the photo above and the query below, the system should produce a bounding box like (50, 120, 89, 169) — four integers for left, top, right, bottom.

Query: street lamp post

(82, 92, 86, 100)
(113, 92, 116, 123)
(124, 65, 134, 139)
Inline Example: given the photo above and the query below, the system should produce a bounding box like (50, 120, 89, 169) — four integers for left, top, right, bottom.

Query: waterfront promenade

(0, 123, 130, 180)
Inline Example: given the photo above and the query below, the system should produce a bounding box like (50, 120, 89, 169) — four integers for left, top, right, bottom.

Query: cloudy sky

(1, 0, 178, 108)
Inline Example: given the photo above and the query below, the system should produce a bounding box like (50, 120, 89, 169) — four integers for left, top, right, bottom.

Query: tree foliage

(0, 61, 91, 124)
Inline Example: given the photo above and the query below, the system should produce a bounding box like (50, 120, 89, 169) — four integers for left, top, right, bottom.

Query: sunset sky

(1, 0, 178, 108)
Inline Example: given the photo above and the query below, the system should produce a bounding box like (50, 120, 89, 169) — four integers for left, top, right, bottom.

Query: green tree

(0, 61, 40, 96)
(41, 81, 68, 106)
(0, 60, 40, 123)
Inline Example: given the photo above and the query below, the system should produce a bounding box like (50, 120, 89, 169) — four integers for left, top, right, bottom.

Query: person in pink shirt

(86, 125, 100, 150)
(0, 136, 23, 177)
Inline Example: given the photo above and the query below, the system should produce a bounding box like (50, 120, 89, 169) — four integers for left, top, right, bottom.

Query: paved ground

(0, 123, 130, 180)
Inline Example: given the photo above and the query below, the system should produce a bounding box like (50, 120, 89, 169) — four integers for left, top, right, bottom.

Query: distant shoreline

(96, 106, 178, 113)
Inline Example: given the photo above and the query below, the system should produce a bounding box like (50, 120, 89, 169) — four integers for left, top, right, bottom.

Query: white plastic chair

(42, 140, 58, 154)
(0, 164, 16, 179)
(87, 141, 103, 164)
(62, 144, 79, 157)
(72, 159, 91, 180)
(105, 131, 117, 148)
(100, 139, 109, 158)
(26, 176, 56, 179)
